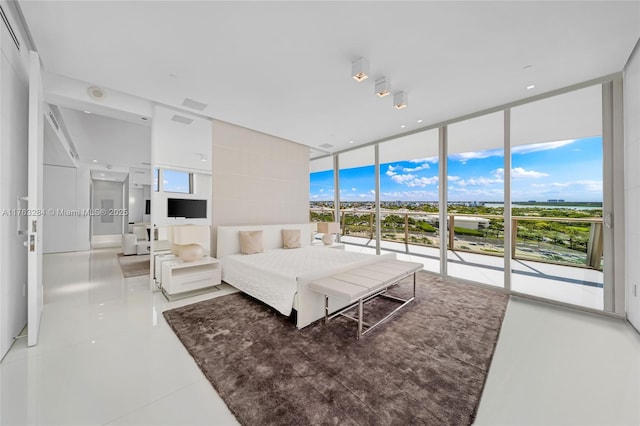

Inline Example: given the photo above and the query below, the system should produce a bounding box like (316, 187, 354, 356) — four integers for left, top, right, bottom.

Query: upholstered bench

(309, 260, 422, 339)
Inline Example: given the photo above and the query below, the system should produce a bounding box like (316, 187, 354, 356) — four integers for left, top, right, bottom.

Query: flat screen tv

(145, 200, 151, 215)
(167, 198, 207, 219)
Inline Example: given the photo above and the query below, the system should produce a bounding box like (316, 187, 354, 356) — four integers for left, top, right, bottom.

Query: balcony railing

(310, 208, 603, 270)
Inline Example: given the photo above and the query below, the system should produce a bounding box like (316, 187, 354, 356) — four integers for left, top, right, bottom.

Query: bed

(216, 223, 395, 328)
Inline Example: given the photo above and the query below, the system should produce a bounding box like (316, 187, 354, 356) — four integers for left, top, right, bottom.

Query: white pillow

(282, 229, 301, 249)
(239, 230, 264, 255)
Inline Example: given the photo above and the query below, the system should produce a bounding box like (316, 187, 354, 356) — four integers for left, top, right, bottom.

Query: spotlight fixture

(351, 57, 370, 82)
(375, 77, 391, 97)
(526, 84, 535, 90)
(393, 91, 408, 109)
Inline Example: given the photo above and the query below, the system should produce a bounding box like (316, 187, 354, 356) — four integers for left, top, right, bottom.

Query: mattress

(221, 246, 386, 315)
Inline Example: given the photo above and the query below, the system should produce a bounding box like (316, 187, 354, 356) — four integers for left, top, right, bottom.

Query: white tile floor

(1, 247, 638, 425)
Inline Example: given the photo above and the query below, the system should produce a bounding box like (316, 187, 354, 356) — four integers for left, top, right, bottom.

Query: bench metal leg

(324, 295, 329, 323)
(357, 298, 363, 340)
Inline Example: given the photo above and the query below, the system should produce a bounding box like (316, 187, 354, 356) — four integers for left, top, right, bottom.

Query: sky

(310, 136, 603, 203)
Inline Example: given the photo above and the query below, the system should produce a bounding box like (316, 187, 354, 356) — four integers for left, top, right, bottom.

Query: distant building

(423, 215, 490, 230)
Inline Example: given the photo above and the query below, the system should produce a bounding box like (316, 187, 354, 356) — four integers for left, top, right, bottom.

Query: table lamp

(171, 225, 210, 262)
(317, 222, 340, 245)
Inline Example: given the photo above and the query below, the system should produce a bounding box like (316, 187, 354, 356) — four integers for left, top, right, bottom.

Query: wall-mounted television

(167, 198, 207, 219)
(145, 200, 151, 215)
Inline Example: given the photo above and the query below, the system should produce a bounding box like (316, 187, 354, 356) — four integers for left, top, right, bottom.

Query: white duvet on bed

(221, 246, 387, 316)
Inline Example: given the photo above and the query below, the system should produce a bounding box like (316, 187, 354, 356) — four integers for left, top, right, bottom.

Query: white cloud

(351, 187, 357, 191)
(492, 167, 548, 179)
(448, 176, 460, 181)
(381, 190, 439, 200)
(408, 157, 438, 164)
(450, 149, 503, 164)
(402, 163, 430, 172)
(386, 165, 397, 177)
(531, 182, 569, 188)
(512, 139, 576, 154)
(406, 176, 439, 187)
(319, 189, 324, 192)
(390, 173, 417, 185)
(512, 167, 549, 178)
(457, 177, 503, 187)
(575, 180, 602, 192)
(390, 172, 439, 188)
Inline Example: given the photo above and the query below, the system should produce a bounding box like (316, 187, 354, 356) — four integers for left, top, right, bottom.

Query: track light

(351, 57, 370, 82)
(375, 77, 391, 97)
(393, 91, 408, 109)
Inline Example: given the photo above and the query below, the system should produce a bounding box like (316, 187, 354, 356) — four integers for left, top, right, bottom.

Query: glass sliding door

(510, 85, 604, 310)
(446, 112, 505, 288)
(338, 147, 376, 253)
(379, 129, 440, 272)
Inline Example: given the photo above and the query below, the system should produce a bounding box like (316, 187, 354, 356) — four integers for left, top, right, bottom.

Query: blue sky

(310, 136, 603, 202)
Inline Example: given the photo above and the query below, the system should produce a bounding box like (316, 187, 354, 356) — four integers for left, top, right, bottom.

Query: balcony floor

(340, 235, 604, 311)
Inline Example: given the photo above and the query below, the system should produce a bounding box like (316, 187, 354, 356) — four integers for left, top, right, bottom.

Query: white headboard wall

(216, 224, 311, 258)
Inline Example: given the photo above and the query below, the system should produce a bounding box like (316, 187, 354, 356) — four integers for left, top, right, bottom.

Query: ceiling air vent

(0, 5, 20, 51)
(171, 114, 194, 125)
(181, 98, 208, 111)
(319, 143, 334, 149)
(48, 111, 60, 131)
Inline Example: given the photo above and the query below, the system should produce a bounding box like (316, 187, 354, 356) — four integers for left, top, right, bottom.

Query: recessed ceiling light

(400, 125, 406, 128)
(417, 119, 423, 123)
(141, 117, 148, 121)
(522, 65, 533, 70)
(92, 159, 98, 163)
(526, 84, 535, 90)
(349, 140, 354, 144)
(84, 110, 91, 114)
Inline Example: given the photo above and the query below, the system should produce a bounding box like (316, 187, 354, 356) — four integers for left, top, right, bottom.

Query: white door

(27, 51, 44, 347)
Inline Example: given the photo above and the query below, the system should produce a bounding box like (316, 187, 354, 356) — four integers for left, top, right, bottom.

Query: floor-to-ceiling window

(446, 112, 505, 288)
(310, 156, 335, 227)
(308, 80, 619, 313)
(337, 147, 376, 252)
(379, 129, 440, 271)
(510, 85, 604, 310)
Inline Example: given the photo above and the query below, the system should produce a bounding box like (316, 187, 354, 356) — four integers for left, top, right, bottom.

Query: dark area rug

(117, 253, 150, 278)
(163, 271, 509, 426)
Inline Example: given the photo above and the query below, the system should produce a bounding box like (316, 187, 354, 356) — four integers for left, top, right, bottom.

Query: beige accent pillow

(282, 229, 301, 249)
(239, 230, 264, 255)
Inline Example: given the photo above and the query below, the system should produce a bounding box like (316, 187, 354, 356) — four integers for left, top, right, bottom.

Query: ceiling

(19, 1, 640, 155)
(56, 106, 151, 169)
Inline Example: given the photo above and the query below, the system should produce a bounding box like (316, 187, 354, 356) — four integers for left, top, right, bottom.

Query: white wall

(91, 180, 123, 235)
(152, 105, 212, 173)
(43, 165, 77, 253)
(0, 2, 29, 359)
(211, 120, 309, 256)
(625, 43, 640, 331)
(151, 106, 212, 227)
(129, 187, 144, 223)
(75, 164, 91, 251)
